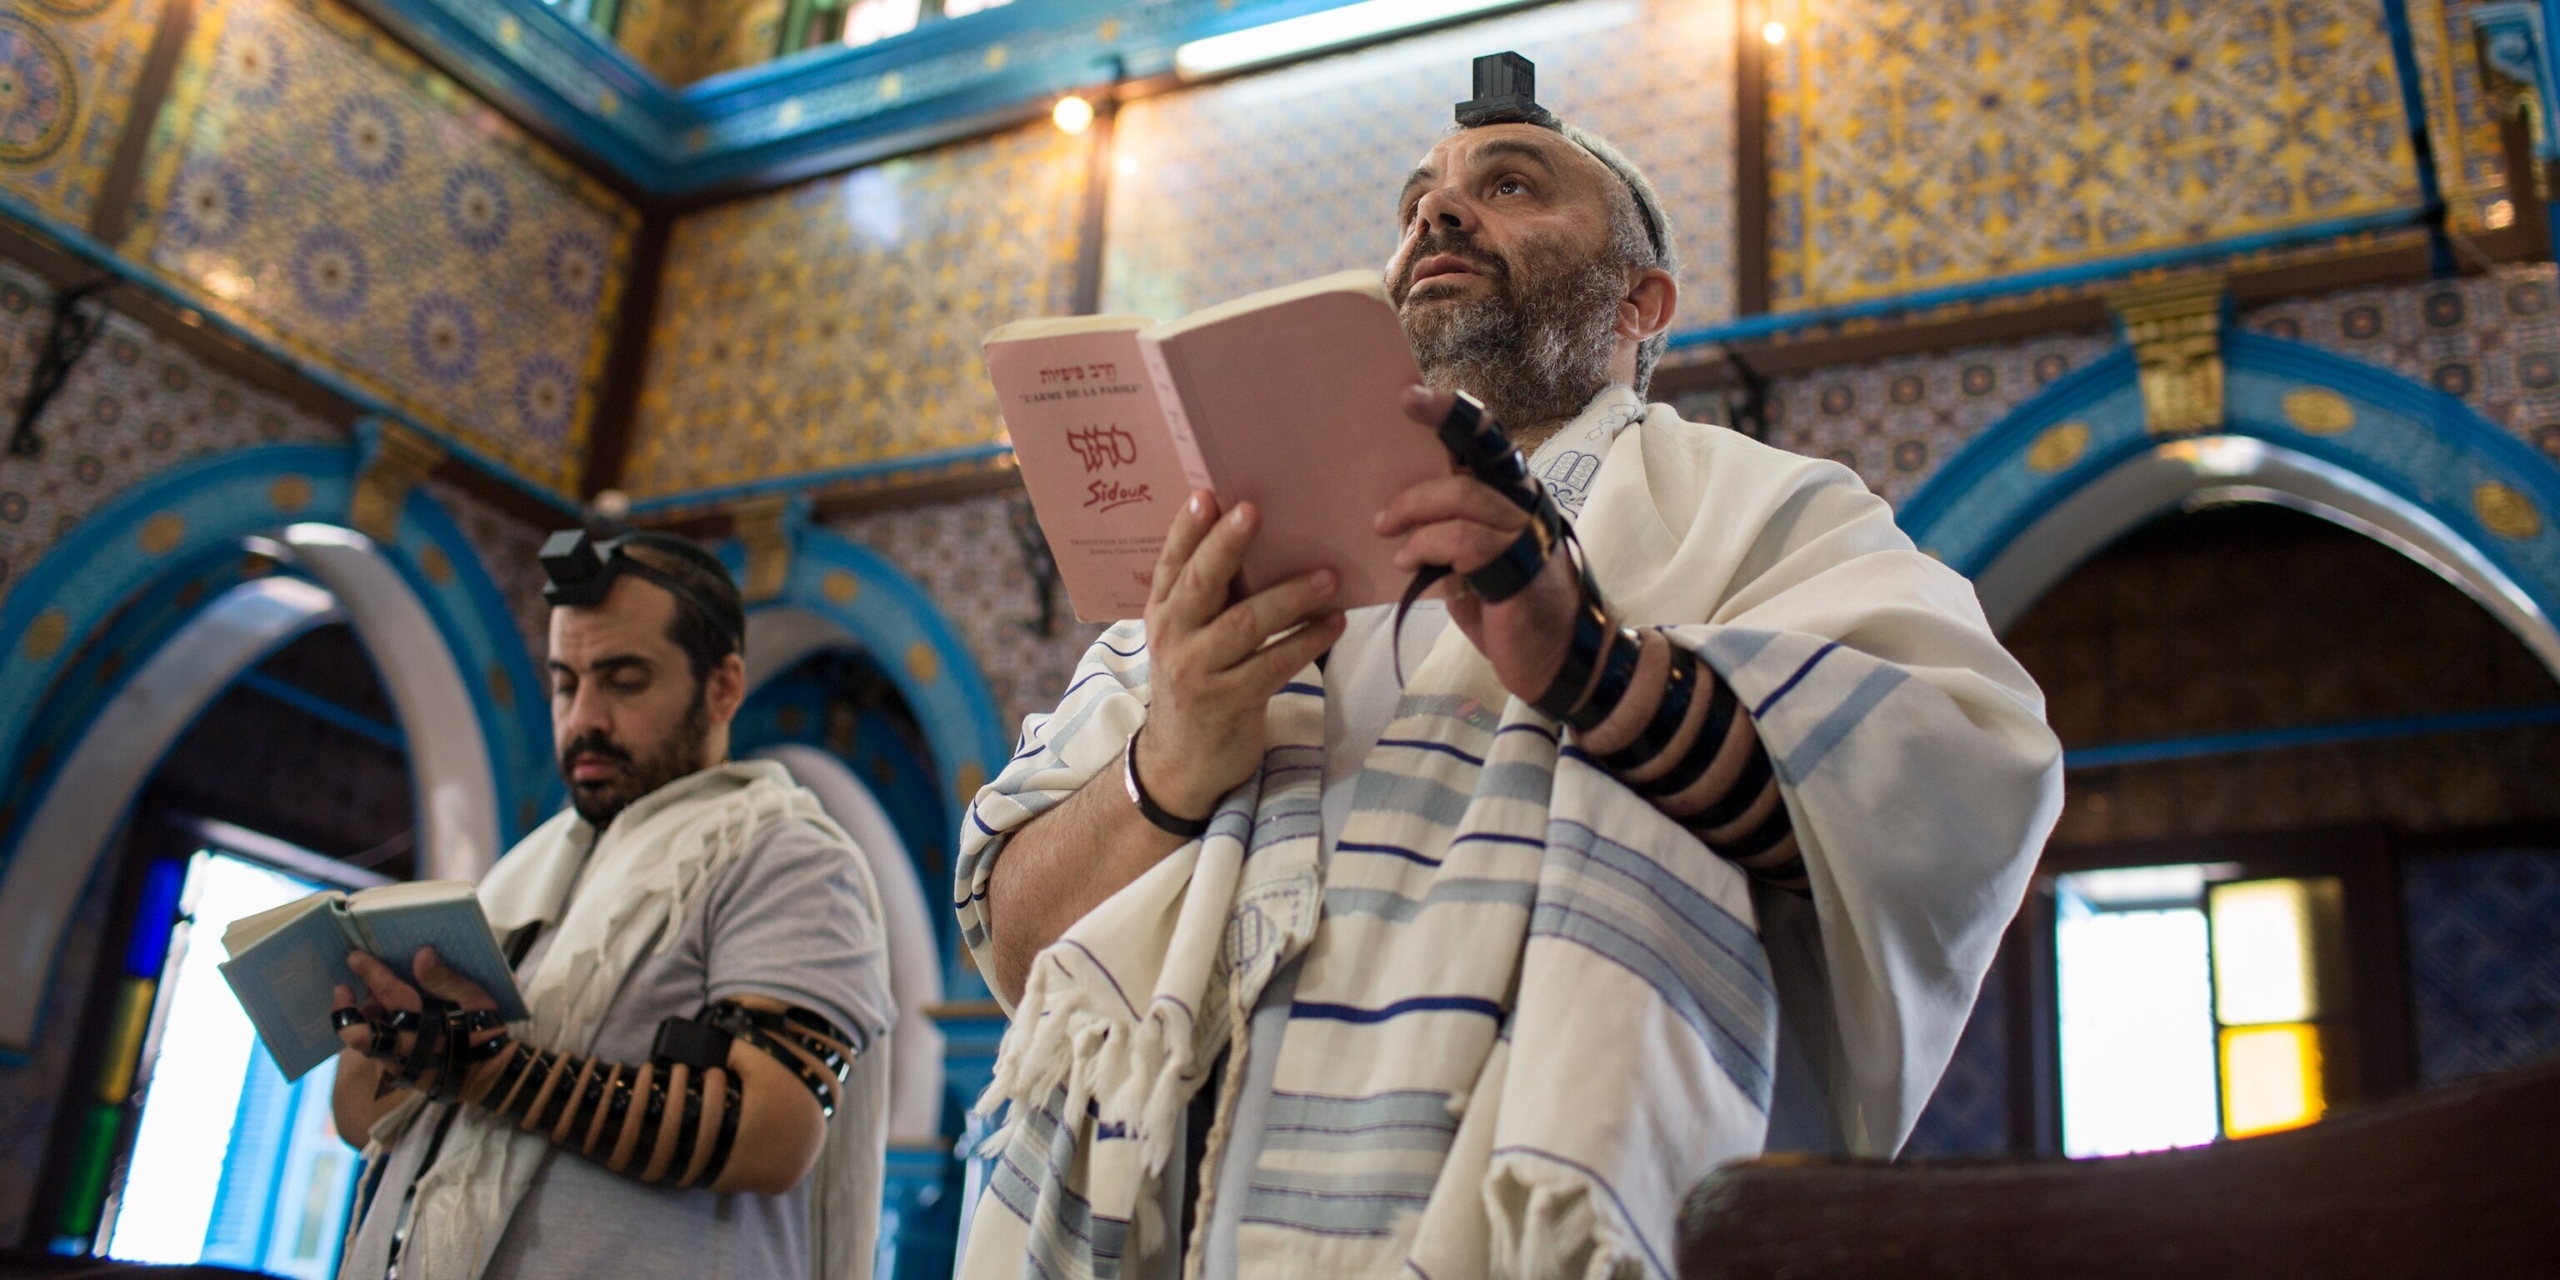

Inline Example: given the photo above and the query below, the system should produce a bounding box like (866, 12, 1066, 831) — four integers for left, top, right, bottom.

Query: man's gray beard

(1404, 254, 1625, 443)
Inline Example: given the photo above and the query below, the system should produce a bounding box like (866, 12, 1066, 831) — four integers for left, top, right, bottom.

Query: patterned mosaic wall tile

(614, 0, 784, 87)
(2406, 0, 2515, 235)
(124, 0, 637, 495)
(1103, 0, 1735, 325)
(1711, 328, 2121, 508)
(826, 490, 1104, 740)
(0, 256, 345, 609)
(1904, 949, 2011, 1158)
(1765, 0, 2423, 312)
(423, 475, 551, 665)
(2243, 262, 2560, 465)
(2403, 848, 2560, 1086)
(1, 0, 166, 227)
(626, 123, 1087, 499)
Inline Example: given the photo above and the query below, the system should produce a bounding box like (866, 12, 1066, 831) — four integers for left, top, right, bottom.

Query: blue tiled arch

(1899, 332, 2560, 628)
(0, 441, 557, 875)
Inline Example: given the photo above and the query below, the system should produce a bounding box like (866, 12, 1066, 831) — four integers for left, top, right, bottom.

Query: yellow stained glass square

(2220, 1022, 2325, 1139)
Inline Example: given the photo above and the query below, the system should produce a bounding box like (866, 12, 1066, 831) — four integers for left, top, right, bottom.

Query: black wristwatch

(1124, 725, 1212, 839)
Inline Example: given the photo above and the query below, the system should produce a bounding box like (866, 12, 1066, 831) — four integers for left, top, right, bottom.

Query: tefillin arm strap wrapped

(1394, 392, 1804, 891)
(440, 999, 860, 1190)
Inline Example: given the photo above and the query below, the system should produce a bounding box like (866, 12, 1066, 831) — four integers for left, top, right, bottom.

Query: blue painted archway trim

(720, 524, 1009, 858)
(0, 443, 555, 869)
(1898, 333, 2560, 624)
(720, 524, 1008, 1004)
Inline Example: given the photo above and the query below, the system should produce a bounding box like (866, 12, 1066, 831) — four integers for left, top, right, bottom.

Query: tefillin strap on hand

(1392, 391, 1604, 685)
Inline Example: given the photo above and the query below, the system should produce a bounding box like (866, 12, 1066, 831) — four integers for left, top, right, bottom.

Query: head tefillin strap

(539, 528, 745, 652)
(1451, 52, 1671, 266)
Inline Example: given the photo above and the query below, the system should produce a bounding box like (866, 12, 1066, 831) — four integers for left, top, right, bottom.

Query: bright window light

(107, 853, 320, 1264)
(2056, 870, 2221, 1158)
(1175, 0, 1532, 78)
(2221, 1023, 2325, 1137)
(841, 0, 921, 49)
(2210, 879, 2317, 1025)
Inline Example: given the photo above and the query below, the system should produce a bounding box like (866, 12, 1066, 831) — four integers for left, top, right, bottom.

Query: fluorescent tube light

(1175, 0, 1530, 78)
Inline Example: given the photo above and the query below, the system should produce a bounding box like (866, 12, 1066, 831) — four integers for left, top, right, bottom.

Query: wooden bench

(1679, 1058, 2560, 1278)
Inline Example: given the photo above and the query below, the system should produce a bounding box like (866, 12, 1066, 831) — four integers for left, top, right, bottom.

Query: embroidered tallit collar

(1523, 383, 1648, 516)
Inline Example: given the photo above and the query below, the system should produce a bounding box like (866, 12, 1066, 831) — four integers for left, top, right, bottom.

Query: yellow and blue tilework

(1765, 0, 2424, 312)
(2406, 0, 2519, 235)
(1104, 0, 1736, 325)
(122, 0, 637, 495)
(615, 0, 784, 88)
(623, 122, 1086, 499)
(0, 0, 167, 227)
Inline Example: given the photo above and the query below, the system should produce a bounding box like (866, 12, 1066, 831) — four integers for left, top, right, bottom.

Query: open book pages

(217, 879, 527, 1081)
(984, 270, 1448, 622)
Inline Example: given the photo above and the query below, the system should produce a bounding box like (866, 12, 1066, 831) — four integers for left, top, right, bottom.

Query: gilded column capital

(350, 419, 449, 543)
(731, 493, 799, 604)
(2112, 275, 2227, 437)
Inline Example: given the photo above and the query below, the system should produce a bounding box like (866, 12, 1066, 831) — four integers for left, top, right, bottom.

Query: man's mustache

(1392, 230, 1510, 304)
(560, 731, 634, 778)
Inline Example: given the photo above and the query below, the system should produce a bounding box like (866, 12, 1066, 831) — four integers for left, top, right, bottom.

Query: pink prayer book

(983, 271, 1451, 623)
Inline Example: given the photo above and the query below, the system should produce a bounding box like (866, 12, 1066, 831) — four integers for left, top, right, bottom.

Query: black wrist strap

(483, 1044, 533, 1112)
(633, 1073, 670, 1176)
(1715, 799, 1795, 862)
(703, 1075, 744, 1187)
(1567, 625, 1644, 734)
(566, 1062, 611, 1146)
(1463, 510, 1558, 604)
(1598, 637, 1696, 774)
(535, 1061, 582, 1135)
(1531, 588, 1613, 721)
(600, 1066, 637, 1157)
(1124, 724, 1212, 839)
(671, 1071, 706, 1185)
(1688, 738, 1775, 834)
(1636, 668, 1739, 799)
(708, 1004, 845, 1116)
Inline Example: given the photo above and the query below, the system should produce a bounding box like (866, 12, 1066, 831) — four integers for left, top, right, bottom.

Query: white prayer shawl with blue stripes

(953, 387, 2064, 1279)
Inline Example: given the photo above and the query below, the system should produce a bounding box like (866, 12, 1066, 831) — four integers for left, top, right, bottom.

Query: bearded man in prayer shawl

(330, 532, 894, 1280)
(954, 54, 2064, 1280)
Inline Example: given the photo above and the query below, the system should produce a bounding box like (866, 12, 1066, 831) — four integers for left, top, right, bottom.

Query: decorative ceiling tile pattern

(615, 0, 785, 88)
(2404, 0, 2514, 236)
(2242, 263, 2560, 466)
(0, 0, 166, 227)
(1765, 0, 2423, 312)
(0, 260, 343, 609)
(1723, 328, 2122, 508)
(625, 122, 1087, 499)
(124, 0, 637, 495)
(1103, 0, 1735, 325)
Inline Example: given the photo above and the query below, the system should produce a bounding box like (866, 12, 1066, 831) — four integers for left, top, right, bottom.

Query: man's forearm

(985, 754, 1188, 1005)
(1571, 628, 1803, 890)
(453, 999, 847, 1197)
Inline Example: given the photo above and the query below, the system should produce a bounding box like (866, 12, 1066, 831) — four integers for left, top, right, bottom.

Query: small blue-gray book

(216, 880, 529, 1081)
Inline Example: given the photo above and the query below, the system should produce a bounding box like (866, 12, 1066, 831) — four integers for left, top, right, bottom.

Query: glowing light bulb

(1053, 95, 1095, 135)
(1762, 19, 1786, 43)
